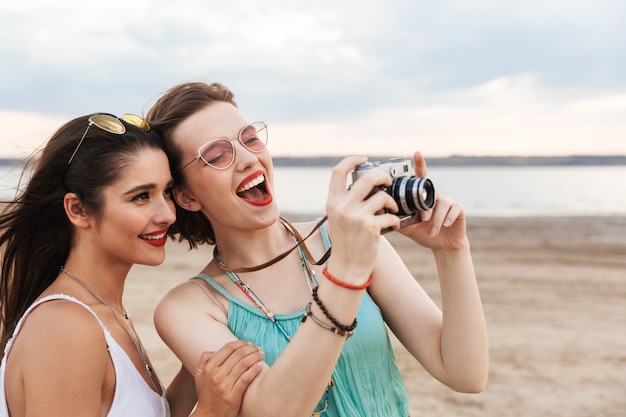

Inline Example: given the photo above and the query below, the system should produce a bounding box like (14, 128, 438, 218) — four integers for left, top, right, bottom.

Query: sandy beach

(125, 215, 626, 417)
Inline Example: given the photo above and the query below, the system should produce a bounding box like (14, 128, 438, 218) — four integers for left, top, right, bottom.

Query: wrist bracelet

(311, 286, 358, 335)
(302, 302, 355, 338)
(322, 266, 372, 290)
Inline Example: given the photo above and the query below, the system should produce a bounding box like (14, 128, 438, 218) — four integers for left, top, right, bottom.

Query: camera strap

(213, 215, 331, 273)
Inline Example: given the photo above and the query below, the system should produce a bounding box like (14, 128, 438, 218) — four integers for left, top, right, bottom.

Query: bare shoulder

(155, 278, 229, 326)
(157, 278, 219, 308)
(9, 298, 109, 378)
(153, 278, 239, 369)
(17, 298, 107, 346)
(6, 299, 111, 415)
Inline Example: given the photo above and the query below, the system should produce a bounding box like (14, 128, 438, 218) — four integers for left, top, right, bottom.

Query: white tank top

(0, 294, 170, 417)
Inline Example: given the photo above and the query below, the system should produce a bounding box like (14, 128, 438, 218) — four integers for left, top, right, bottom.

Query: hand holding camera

(351, 157, 436, 231)
(376, 152, 468, 252)
(325, 152, 467, 277)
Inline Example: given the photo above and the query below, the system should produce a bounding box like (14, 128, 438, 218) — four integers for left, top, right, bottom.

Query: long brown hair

(0, 114, 162, 349)
(146, 81, 237, 248)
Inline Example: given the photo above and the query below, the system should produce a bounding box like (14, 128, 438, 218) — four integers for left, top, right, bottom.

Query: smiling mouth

(139, 231, 168, 241)
(236, 174, 269, 201)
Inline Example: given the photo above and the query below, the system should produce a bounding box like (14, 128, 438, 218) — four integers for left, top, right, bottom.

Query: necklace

(60, 267, 160, 393)
(214, 218, 333, 416)
(212, 215, 330, 274)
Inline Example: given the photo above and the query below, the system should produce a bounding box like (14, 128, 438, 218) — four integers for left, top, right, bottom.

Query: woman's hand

(398, 152, 469, 252)
(192, 341, 264, 417)
(324, 155, 400, 280)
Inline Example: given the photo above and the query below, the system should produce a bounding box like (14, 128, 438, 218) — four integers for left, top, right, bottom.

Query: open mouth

(236, 173, 272, 205)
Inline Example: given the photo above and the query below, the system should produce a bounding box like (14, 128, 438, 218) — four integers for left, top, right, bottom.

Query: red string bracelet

(322, 266, 372, 290)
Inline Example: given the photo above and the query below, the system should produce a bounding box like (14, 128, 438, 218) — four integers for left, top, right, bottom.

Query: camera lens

(390, 177, 435, 215)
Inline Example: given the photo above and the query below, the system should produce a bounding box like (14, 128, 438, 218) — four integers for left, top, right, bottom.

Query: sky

(1, 0, 625, 159)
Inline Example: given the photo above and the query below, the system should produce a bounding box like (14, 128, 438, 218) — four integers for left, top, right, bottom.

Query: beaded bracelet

(311, 286, 358, 335)
(302, 302, 355, 338)
(322, 266, 372, 290)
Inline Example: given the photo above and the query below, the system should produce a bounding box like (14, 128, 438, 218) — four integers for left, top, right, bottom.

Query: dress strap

(2, 294, 109, 359)
(317, 217, 331, 252)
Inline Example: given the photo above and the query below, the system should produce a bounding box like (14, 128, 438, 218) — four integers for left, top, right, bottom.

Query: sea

(271, 165, 626, 217)
(2, 164, 626, 217)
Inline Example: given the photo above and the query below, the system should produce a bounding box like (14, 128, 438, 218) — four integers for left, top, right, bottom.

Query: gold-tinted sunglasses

(66, 113, 150, 167)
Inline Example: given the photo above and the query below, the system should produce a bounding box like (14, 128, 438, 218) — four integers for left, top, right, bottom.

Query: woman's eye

(207, 152, 227, 165)
(244, 136, 260, 146)
(131, 192, 150, 202)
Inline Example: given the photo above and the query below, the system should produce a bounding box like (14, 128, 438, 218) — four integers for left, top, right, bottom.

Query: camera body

(351, 157, 436, 230)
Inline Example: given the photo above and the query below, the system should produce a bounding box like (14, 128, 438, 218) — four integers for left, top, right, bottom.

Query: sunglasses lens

(199, 140, 235, 169)
(121, 113, 150, 132)
(89, 115, 126, 135)
(241, 122, 268, 152)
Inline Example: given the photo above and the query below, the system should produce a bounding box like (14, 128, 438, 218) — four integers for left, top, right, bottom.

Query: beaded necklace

(213, 218, 333, 416)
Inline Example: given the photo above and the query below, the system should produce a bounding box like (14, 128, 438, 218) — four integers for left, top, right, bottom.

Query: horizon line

(2, 154, 626, 167)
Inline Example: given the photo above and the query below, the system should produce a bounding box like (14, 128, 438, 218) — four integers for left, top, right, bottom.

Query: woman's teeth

(141, 232, 167, 240)
(237, 175, 265, 193)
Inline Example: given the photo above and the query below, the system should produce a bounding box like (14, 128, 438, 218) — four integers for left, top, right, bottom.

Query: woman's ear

(63, 193, 91, 228)
(173, 187, 202, 212)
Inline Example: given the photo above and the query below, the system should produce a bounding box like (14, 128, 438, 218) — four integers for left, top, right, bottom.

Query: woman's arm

(155, 156, 401, 417)
(369, 236, 488, 392)
(167, 341, 264, 417)
(167, 365, 197, 417)
(369, 151, 488, 392)
(155, 273, 362, 417)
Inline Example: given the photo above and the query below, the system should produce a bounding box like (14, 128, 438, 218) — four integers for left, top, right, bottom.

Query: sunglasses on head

(181, 121, 268, 170)
(65, 113, 150, 167)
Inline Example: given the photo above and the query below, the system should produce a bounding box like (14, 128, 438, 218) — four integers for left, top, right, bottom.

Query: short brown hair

(146, 81, 237, 248)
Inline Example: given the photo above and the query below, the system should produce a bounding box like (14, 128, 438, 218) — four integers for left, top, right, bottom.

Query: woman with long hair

(0, 113, 263, 417)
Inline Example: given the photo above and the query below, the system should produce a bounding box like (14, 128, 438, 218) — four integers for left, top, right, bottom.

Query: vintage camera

(351, 157, 436, 230)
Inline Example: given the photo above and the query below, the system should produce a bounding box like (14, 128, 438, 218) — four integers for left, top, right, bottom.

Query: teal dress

(196, 226, 410, 416)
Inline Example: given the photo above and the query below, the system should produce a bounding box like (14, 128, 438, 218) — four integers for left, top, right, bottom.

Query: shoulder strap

(17, 294, 107, 334)
(3, 294, 109, 359)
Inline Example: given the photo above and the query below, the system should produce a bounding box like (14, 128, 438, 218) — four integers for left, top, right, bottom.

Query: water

(3, 164, 626, 217)
(272, 165, 626, 217)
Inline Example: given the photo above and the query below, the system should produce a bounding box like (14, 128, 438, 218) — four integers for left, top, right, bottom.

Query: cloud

(269, 74, 626, 157)
(0, 0, 625, 157)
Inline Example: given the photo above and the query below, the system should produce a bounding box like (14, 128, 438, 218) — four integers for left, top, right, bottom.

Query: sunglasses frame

(65, 113, 150, 167)
(62, 114, 150, 189)
(181, 121, 268, 170)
